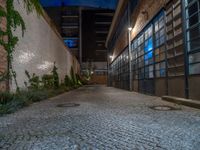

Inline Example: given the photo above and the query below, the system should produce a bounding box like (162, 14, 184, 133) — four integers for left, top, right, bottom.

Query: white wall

(11, 0, 80, 90)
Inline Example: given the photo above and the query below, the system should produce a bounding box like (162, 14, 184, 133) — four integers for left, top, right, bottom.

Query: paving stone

(0, 85, 200, 150)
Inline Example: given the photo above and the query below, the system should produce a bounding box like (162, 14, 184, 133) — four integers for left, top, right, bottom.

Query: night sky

(40, 0, 118, 9)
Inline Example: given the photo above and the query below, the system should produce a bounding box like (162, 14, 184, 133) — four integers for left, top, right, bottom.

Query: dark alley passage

(1, 0, 200, 149)
(0, 85, 200, 149)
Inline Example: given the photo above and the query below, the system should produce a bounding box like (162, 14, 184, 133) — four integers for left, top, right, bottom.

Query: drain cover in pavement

(57, 103, 80, 108)
(150, 105, 180, 111)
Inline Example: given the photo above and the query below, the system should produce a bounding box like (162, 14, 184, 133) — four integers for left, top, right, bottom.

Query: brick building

(106, 0, 200, 100)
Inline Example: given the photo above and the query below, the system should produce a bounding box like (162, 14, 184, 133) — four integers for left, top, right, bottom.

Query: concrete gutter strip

(162, 96, 200, 109)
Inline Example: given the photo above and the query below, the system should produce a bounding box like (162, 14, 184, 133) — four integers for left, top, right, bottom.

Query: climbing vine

(0, 0, 42, 91)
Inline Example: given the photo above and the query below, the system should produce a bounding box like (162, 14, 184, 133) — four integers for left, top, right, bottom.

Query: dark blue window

(64, 39, 78, 48)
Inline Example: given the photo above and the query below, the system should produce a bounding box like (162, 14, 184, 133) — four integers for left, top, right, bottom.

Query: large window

(137, 34, 145, 79)
(144, 25, 154, 79)
(185, 0, 200, 75)
(166, 0, 184, 77)
(154, 12, 166, 78)
(131, 39, 138, 79)
(110, 10, 166, 91)
(111, 47, 130, 90)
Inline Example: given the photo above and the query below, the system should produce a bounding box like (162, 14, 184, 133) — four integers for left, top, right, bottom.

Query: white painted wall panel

(11, 0, 80, 90)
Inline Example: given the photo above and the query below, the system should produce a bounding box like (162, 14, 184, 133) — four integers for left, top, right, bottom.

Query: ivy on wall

(0, 0, 42, 91)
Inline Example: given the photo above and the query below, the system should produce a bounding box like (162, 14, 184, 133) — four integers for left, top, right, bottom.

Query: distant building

(44, 5, 115, 84)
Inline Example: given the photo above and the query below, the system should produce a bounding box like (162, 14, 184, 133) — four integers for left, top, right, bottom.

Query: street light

(128, 27, 133, 91)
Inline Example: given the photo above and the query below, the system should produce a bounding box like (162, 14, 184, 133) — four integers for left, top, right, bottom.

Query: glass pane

(155, 23, 159, 32)
(188, 2, 198, 17)
(149, 65, 154, 71)
(145, 51, 153, 61)
(160, 69, 166, 77)
(189, 37, 200, 51)
(189, 63, 200, 74)
(161, 62, 166, 69)
(189, 13, 199, 27)
(159, 19, 164, 28)
(160, 28, 165, 36)
(144, 38, 153, 52)
(187, 25, 200, 40)
(189, 52, 200, 63)
(156, 63, 160, 70)
(156, 70, 160, 77)
(160, 36, 165, 45)
(149, 71, 154, 78)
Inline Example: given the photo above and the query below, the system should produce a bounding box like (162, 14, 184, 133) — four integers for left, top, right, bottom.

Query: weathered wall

(10, 0, 80, 90)
(0, 0, 7, 91)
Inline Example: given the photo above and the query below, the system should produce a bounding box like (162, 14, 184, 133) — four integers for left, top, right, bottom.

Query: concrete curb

(162, 96, 200, 109)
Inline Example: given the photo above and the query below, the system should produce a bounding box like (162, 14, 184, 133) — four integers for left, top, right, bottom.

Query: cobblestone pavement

(0, 85, 200, 150)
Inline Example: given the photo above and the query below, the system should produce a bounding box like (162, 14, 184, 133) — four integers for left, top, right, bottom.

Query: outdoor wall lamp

(128, 27, 133, 31)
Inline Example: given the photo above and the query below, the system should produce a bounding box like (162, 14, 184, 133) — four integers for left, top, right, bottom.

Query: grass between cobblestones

(0, 86, 80, 116)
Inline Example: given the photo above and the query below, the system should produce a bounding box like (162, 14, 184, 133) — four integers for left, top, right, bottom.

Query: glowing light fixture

(128, 27, 133, 31)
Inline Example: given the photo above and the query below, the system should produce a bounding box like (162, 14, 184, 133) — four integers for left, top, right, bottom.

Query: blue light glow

(145, 51, 153, 60)
(144, 38, 153, 52)
(40, 0, 118, 9)
(64, 39, 78, 48)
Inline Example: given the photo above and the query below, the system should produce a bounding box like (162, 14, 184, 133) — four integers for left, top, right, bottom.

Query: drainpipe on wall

(181, 0, 189, 99)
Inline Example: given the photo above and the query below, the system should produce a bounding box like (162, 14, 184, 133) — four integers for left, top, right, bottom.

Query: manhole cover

(57, 103, 80, 108)
(150, 105, 180, 111)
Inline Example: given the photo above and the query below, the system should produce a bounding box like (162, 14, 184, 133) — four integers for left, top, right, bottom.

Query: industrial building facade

(106, 0, 200, 100)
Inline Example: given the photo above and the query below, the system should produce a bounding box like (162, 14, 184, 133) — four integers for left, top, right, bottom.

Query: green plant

(21, 90, 49, 102)
(76, 74, 83, 86)
(0, 91, 30, 114)
(70, 66, 77, 85)
(64, 75, 72, 87)
(52, 62, 59, 89)
(25, 70, 40, 90)
(0, 92, 14, 105)
(0, 0, 42, 92)
(0, 71, 7, 82)
(42, 74, 54, 89)
(23, 0, 43, 15)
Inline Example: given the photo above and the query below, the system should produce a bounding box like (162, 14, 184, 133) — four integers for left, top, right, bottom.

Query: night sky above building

(40, 0, 118, 9)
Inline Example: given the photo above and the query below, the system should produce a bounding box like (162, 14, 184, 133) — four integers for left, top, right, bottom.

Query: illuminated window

(64, 39, 78, 48)
(144, 25, 154, 79)
(144, 37, 153, 52)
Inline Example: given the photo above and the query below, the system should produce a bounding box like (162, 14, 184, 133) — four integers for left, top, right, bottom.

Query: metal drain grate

(57, 103, 80, 108)
(150, 105, 180, 111)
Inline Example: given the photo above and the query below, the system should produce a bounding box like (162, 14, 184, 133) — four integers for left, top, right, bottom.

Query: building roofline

(105, 0, 127, 48)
